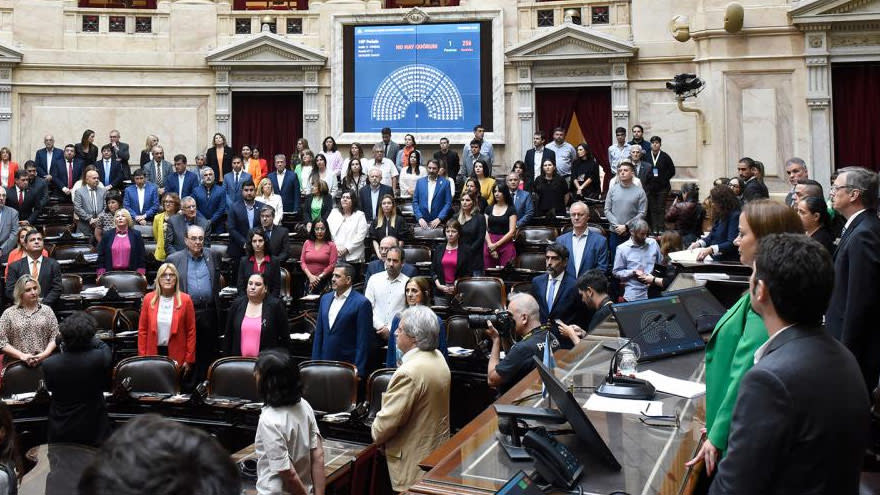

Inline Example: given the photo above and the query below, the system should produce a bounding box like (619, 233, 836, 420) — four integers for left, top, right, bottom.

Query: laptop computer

(610, 295, 706, 361)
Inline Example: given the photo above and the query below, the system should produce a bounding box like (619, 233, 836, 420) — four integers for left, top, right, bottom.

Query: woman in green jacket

(686, 200, 803, 476)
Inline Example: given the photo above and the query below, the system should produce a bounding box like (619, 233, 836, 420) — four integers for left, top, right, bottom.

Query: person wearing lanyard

(166, 224, 220, 383)
(138, 263, 196, 379)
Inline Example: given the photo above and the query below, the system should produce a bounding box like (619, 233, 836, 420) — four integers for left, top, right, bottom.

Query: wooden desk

(411, 337, 705, 495)
(20, 444, 97, 495)
(233, 438, 368, 494)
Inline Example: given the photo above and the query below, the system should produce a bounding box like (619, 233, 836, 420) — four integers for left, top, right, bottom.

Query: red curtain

(832, 63, 880, 172)
(535, 87, 612, 186)
(231, 92, 303, 167)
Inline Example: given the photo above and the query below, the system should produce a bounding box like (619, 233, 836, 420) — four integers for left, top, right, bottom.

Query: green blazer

(704, 292, 768, 451)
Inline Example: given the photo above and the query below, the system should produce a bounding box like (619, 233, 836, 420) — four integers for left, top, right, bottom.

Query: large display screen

(349, 23, 484, 133)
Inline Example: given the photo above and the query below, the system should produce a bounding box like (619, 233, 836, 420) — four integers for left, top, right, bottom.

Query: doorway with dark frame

(231, 92, 303, 171)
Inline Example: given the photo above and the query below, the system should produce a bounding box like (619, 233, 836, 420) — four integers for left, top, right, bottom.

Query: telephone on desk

(522, 427, 584, 490)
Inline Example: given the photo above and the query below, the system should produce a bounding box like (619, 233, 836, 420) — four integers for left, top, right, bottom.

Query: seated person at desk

(96, 209, 146, 280)
(4, 230, 62, 309)
(688, 185, 741, 262)
(531, 243, 588, 348)
(78, 414, 241, 495)
(385, 277, 446, 367)
(138, 263, 195, 376)
(708, 234, 869, 495)
(0, 274, 59, 367)
(363, 235, 417, 283)
(372, 305, 450, 493)
(225, 273, 289, 358)
(486, 293, 559, 395)
(612, 219, 662, 302)
(254, 350, 325, 495)
(236, 228, 281, 298)
(42, 311, 111, 447)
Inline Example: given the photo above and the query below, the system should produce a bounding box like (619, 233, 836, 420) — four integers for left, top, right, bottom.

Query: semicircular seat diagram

(371, 64, 465, 122)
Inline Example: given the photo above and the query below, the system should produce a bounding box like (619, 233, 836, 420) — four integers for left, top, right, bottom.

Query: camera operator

(486, 293, 559, 395)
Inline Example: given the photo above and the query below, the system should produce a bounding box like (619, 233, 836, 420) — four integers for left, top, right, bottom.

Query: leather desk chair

(206, 357, 258, 402)
(364, 368, 395, 426)
(98, 271, 148, 293)
(453, 276, 507, 311)
(299, 360, 358, 415)
(1, 360, 44, 398)
(113, 356, 179, 396)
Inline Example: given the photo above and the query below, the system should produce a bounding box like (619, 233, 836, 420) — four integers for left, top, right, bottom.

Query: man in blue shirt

(612, 219, 662, 302)
(506, 172, 533, 229)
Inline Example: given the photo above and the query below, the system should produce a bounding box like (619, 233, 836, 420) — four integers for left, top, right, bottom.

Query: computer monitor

(495, 471, 544, 495)
(664, 286, 726, 333)
(610, 296, 705, 361)
(532, 357, 622, 471)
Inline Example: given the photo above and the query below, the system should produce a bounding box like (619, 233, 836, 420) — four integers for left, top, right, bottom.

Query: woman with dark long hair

(533, 159, 569, 217)
(300, 218, 337, 295)
(369, 194, 408, 254)
(797, 196, 834, 253)
(570, 142, 600, 201)
(322, 136, 343, 179)
(254, 349, 325, 495)
(384, 277, 447, 367)
(483, 183, 517, 269)
(457, 191, 486, 276)
(225, 273, 289, 358)
(398, 150, 426, 198)
(237, 228, 282, 297)
(74, 129, 98, 168)
(689, 185, 741, 262)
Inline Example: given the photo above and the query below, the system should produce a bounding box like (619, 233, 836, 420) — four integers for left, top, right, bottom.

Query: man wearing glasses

(826, 166, 880, 393)
(165, 196, 210, 255)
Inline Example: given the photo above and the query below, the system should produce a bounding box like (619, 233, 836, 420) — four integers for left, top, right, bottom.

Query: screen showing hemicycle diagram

(353, 23, 482, 133)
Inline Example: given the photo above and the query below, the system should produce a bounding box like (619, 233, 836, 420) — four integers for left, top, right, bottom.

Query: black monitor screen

(664, 286, 726, 321)
(496, 470, 544, 495)
(610, 296, 705, 361)
(532, 357, 622, 471)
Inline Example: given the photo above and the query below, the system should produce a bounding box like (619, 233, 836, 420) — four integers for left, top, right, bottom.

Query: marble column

(0, 66, 11, 148)
(514, 62, 534, 156)
(303, 65, 321, 146)
(610, 60, 629, 137)
(804, 31, 832, 190)
(214, 66, 232, 142)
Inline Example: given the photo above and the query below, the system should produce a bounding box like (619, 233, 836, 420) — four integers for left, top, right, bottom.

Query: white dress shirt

(156, 296, 174, 346)
(570, 229, 589, 276)
(328, 287, 352, 329)
(365, 272, 409, 330)
(137, 186, 146, 213)
(427, 178, 437, 211)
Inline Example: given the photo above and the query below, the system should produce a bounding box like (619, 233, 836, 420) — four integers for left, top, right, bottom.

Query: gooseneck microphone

(596, 313, 676, 400)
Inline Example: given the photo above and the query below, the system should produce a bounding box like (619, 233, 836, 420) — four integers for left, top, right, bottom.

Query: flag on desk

(542, 331, 556, 399)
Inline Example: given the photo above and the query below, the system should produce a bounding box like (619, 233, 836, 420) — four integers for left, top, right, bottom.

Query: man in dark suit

(95, 144, 125, 191)
(378, 127, 399, 170)
(143, 146, 173, 195)
(106, 130, 130, 172)
(645, 136, 676, 232)
(0, 188, 19, 263)
(629, 147, 653, 187)
(258, 205, 289, 264)
(523, 132, 555, 192)
(556, 202, 609, 278)
(359, 167, 393, 223)
(506, 172, 534, 229)
(530, 244, 587, 348)
(312, 262, 374, 378)
(268, 154, 300, 215)
(737, 157, 768, 203)
(709, 233, 868, 494)
(6, 169, 44, 226)
(5, 230, 63, 308)
(165, 154, 199, 200)
(24, 162, 49, 214)
(226, 180, 264, 264)
(826, 166, 880, 392)
(165, 196, 210, 255)
(363, 236, 418, 283)
(123, 169, 160, 225)
(167, 224, 222, 382)
(192, 167, 226, 234)
(433, 137, 460, 181)
(48, 144, 80, 200)
(412, 159, 452, 230)
(223, 156, 251, 208)
(35, 135, 65, 193)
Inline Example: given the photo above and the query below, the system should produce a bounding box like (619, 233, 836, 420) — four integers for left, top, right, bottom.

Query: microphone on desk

(596, 313, 676, 400)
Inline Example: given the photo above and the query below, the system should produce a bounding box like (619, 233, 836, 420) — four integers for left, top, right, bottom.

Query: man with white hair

(612, 218, 662, 302)
(372, 305, 450, 493)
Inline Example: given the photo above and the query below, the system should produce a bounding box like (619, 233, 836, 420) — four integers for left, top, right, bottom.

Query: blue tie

(547, 276, 556, 312)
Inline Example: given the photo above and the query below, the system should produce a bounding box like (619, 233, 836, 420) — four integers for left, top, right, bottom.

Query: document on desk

(693, 273, 730, 281)
(668, 249, 712, 263)
(584, 394, 662, 416)
(634, 370, 706, 399)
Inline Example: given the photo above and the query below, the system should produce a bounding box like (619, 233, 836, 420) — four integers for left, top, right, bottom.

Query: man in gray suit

(378, 127, 399, 169)
(165, 196, 210, 255)
(143, 146, 173, 196)
(73, 169, 106, 235)
(167, 225, 221, 382)
(106, 129, 131, 178)
(0, 188, 20, 263)
(709, 234, 869, 495)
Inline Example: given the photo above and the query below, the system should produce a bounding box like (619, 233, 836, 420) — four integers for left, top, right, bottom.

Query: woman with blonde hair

(138, 263, 196, 375)
(95, 208, 146, 280)
(256, 177, 283, 225)
(0, 275, 59, 367)
(369, 194, 408, 254)
(140, 135, 158, 166)
(152, 192, 180, 261)
(0, 147, 18, 189)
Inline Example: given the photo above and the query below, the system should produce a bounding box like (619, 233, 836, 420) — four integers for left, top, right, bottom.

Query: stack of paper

(584, 394, 663, 416)
(634, 370, 706, 398)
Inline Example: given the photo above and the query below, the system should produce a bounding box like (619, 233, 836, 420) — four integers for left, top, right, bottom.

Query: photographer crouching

(485, 293, 559, 395)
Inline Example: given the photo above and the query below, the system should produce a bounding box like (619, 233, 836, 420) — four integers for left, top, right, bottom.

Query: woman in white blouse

(310, 154, 339, 199)
(256, 178, 284, 225)
(326, 190, 368, 263)
(321, 136, 344, 179)
(398, 150, 426, 199)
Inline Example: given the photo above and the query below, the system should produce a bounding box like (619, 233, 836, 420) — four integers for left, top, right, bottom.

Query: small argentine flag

(541, 331, 556, 399)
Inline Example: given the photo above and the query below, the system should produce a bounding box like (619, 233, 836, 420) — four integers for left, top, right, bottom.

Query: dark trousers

(194, 306, 219, 384)
(648, 188, 669, 233)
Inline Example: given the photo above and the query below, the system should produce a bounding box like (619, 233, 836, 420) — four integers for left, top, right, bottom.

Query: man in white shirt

(366, 144, 399, 193)
(365, 246, 409, 343)
(545, 126, 577, 179)
(608, 127, 632, 176)
(123, 169, 159, 225)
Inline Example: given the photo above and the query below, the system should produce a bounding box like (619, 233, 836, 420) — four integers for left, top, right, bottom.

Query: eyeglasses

(639, 408, 680, 428)
(159, 273, 177, 279)
(830, 184, 860, 194)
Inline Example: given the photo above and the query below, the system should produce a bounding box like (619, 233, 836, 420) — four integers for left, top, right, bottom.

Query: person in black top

(486, 293, 559, 395)
(42, 311, 112, 447)
(457, 191, 486, 276)
(737, 157, 769, 203)
(74, 129, 99, 169)
(796, 196, 835, 254)
(483, 184, 517, 269)
(664, 182, 704, 246)
(557, 269, 613, 345)
(433, 137, 460, 185)
(533, 159, 569, 217)
(236, 228, 282, 297)
(646, 136, 676, 232)
(642, 230, 683, 299)
(570, 143, 601, 201)
(369, 193, 408, 254)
